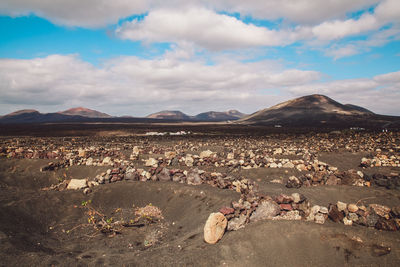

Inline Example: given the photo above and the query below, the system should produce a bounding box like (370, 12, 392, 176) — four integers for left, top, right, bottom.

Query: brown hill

(58, 107, 111, 118)
(238, 94, 399, 128)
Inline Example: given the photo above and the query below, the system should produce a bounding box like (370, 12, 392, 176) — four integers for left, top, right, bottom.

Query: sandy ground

(1, 132, 400, 266)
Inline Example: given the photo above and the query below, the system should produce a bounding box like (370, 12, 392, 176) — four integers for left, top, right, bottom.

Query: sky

(0, 0, 399, 116)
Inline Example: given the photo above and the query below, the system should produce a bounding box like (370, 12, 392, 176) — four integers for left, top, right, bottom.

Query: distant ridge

(58, 107, 111, 118)
(146, 110, 191, 120)
(195, 110, 246, 121)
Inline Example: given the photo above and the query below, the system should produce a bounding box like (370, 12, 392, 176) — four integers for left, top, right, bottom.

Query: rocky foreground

(0, 130, 400, 266)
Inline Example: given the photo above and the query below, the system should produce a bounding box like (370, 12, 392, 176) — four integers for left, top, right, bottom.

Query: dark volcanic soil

(0, 125, 400, 266)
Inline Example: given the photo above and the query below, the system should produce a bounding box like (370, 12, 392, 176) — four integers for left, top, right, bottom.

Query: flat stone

(250, 200, 280, 222)
(227, 215, 246, 231)
(157, 168, 171, 181)
(337, 201, 347, 212)
(204, 212, 227, 244)
(315, 213, 326, 224)
(67, 179, 87, 190)
(370, 204, 391, 219)
(348, 203, 359, 213)
(145, 158, 158, 167)
(200, 150, 214, 159)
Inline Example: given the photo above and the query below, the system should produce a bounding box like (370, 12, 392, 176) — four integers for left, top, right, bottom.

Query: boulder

(328, 204, 344, 223)
(227, 215, 246, 231)
(204, 212, 227, 244)
(67, 179, 87, 190)
(200, 150, 214, 159)
(250, 200, 280, 222)
(145, 158, 158, 168)
(157, 168, 171, 181)
(186, 168, 202, 185)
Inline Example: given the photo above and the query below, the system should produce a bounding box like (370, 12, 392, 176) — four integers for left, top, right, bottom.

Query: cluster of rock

(361, 154, 400, 168)
(365, 173, 400, 189)
(286, 169, 366, 188)
(328, 201, 400, 231)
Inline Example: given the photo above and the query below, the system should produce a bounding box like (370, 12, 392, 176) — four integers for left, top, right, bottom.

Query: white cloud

(0, 54, 320, 116)
(0, 0, 378, 27)
(116, 7, 308, 50)
(0, 0, 149, 27)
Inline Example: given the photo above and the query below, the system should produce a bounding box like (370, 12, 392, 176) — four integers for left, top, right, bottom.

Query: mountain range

(146, 110, 246, 121)
(1, 95, 399, 128)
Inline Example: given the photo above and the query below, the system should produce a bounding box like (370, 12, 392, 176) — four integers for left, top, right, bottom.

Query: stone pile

(328, 201, 400, 231)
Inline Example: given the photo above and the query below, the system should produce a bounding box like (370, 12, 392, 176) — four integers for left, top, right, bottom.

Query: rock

(145, 158, 158, 168)
(67, 179, 87, 190)
(273, 210, 302, 220)
(132, 146, 140, 154)
(273, 148, 283, 155)
(392, 206, 400, 218)
(78, 148, 86, 157)
(157, 168, 171, 181)
(200, 150, 214, 159)
(347, 212, 358, 222)
(319, 206, 328, 214)
(83, 188, 92, 194)
(325, 175, 340, 186)
(375, 218, 398, 231)
(204, 212, 227, 244)
(343, 217, 353, 226)
(348, 203, 359, 213)
(185, 156, 194, 167)
(337, 201, 347, 212)
(366, 212, 379, 227)
(227, 215, 246, 231)
(250, 200, 280, 222)
(269, 162, 278, 168)
(283, 162, 295, 168)
(164, 151, 176, 159)
(227, 153, 235, 160)
(86, 157, 93, 166)
(280, 204, 293, 211)
(102, 157, 112, 165)
(286, 176, 302, 188)
(219, 207, 235, 216)
(315, 213, 326, 224)
(186, 168, 202, 185)
(296, 164, 306, 171)
(328, 204, 344, 223)
(276, 194, 293, 204)
(291, 193, 305, 204)
(370, 204, 391, 219)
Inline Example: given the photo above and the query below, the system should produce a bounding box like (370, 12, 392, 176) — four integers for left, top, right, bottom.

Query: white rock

(200, 150, 214, 159)
(204, 212, 227, 244)
(337, 201, 347, 212)
(102, 157, 112, 165)
(67, 179, 87, 190)
(145, 158, 158, 167)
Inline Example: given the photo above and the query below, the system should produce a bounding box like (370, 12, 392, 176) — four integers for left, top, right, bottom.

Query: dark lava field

(0, 123, 400, 266)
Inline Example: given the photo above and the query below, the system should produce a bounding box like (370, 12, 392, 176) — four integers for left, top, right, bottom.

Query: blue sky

(0, 0, 399, 116)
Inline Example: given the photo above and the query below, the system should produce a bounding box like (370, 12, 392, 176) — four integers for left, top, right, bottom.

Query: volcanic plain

(0, 123, 400, 266)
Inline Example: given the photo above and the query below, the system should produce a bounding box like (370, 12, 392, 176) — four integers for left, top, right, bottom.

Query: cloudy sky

(0, 0, 399, 116)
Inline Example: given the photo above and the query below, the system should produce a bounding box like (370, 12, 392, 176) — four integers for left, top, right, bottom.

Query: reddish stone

(275, 194, 293, 204)
(219, 207, 235, 215)
(328, 204, 344, 223)
(280, 203, 293, 211)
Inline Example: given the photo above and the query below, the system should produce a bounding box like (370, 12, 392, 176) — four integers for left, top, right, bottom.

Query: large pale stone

(200, 150, 214, 159)
(204, 212, 227, 244)
(67, 179, 87, 190)
(250, 200, 280, 222)
(145, 158, 158, 167)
